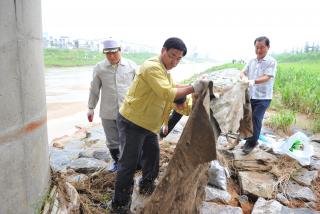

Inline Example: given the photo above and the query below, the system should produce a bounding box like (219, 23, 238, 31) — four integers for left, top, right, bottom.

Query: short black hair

(163, 37, 187, 56)
(254, 36, 270, 47)
(174, 96, 186, 105)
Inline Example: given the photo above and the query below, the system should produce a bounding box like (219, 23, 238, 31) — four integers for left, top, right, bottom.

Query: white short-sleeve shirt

(243, 55, 277, 99)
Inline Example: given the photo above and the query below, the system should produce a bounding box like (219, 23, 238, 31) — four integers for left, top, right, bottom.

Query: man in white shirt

(240, 36, 277, 155)
(87, 38, 137, 172)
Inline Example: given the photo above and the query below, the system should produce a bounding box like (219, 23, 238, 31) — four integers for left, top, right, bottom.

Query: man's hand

(162, 126, 168, 135)
(248, 79, 255, 87)
(240, 76, 255, 87)
(87, 109, 94, 122)
(192, 80, 210, 94)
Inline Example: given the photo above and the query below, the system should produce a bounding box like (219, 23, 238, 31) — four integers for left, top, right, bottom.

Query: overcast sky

(42, 0, 320, 61)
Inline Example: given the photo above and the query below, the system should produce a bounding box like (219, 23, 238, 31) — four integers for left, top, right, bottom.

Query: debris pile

(42, 68, 319, 213)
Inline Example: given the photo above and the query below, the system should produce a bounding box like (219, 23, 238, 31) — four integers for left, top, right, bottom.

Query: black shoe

(242, 141, 258, 155)
(242, 140, 251, 150)
(139, 181, 155, 196)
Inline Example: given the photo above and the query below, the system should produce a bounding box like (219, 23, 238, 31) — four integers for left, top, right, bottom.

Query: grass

(266, 110, 296, 133)
(274, 63, 320, 115)
(273, 52, 320, 132)
(44, 48, 156, 67)
(33, 186, 52, 214)
(275, 52, 320, 63)
(313, 120, 320, 133)
(44, 48, 104, 67)
(269, 94, 284, 111)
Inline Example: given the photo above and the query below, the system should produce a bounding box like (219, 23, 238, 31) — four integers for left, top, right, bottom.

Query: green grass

(44, 48, 156, 67)
(274, 63, 320, 115)
(275, 52, 320, 63)
(313, 120, 320, 133)
(266, 110, 296, 133)
(273, 52, 320, 132)
(268, 94, 284, 111)
(44, 49, 104, 67)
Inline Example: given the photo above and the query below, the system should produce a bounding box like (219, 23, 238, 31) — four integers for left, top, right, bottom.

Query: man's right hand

(192, 80, 211, 94)
(87, 109, 94, 122)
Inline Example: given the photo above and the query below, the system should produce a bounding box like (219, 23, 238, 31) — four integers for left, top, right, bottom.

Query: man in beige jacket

(87, 38, 137, 172)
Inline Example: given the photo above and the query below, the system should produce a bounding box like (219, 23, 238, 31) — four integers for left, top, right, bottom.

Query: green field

(44, 48, 156, 67)
(274, 53, 320, 116)
(274, 53, 320, 132)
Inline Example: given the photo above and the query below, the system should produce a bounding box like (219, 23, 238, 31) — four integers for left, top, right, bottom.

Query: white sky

(42, 0, 320, 61)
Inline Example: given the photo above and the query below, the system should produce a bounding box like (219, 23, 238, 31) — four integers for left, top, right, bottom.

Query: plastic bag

(217, 135, 228, 145)
(208, 160, 227, 190)
(258, 134, 272, 151)
(278, 132, 314, 166)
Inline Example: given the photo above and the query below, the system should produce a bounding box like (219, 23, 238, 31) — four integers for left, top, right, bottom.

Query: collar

(158, 56, 169, 73)
(255, 55, 269, 62)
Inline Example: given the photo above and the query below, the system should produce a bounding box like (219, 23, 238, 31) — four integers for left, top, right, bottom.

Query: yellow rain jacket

(119, 56, 177, 133)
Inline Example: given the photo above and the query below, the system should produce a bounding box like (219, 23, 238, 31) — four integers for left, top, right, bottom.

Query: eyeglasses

(166, 51, 182, 62)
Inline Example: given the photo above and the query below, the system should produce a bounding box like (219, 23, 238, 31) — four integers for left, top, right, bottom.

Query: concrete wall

(0, 0, 50, 213)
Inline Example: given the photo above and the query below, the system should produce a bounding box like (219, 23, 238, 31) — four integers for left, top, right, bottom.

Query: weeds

(313, 119, 320, 133)
(267, 110, 296, 133)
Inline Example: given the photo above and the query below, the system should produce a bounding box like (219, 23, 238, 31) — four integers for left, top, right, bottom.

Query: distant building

(42, 32, 99, 51)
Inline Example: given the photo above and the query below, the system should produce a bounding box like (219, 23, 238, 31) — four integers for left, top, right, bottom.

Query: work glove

(192, 79, 210, 94)
(87, 109, 94, 122)
(240, 76, 255, 87)
(248, 79, 255, 87)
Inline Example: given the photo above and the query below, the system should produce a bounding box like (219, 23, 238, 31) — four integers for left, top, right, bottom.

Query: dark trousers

(159, 110, 183, 138)
(248, 99, 271, 143)
(113, 113, 159, 205)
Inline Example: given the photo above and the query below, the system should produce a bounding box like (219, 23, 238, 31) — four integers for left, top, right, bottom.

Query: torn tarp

(141, 88, 217, 214)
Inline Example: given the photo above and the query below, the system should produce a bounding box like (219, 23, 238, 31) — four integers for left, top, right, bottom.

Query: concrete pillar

(0, 0, 50, 213)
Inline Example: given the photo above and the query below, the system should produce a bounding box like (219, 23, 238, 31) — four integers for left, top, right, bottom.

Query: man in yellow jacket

(109, 37, 209, 213)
